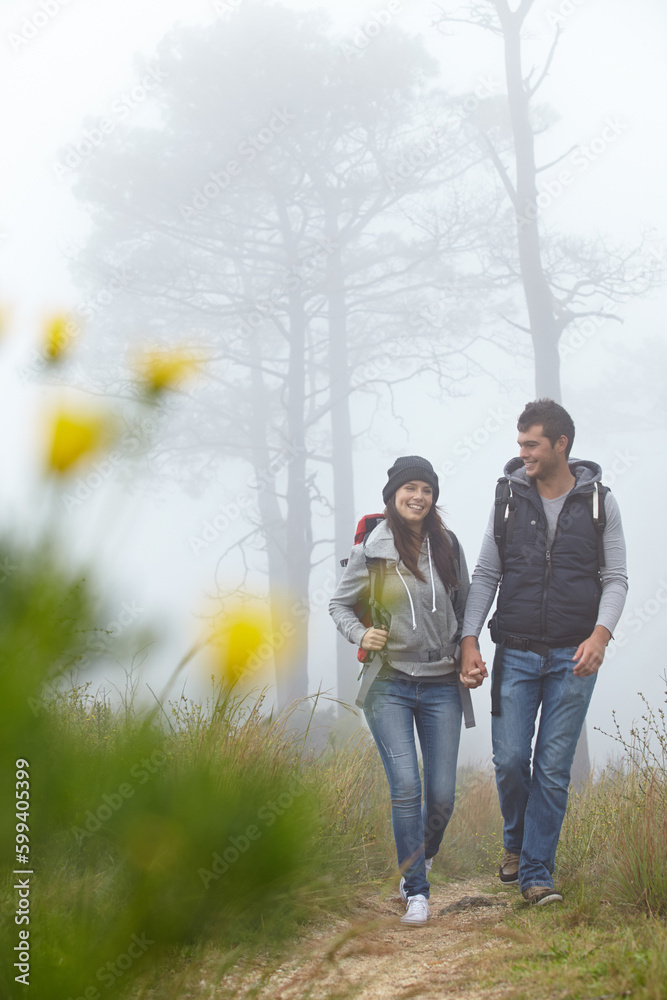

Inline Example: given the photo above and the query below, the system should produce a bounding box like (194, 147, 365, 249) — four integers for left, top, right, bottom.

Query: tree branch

(526, 27, 562, 98)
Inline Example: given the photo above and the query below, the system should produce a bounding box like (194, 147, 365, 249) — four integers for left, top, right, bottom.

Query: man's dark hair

(517, 398, 575, 458)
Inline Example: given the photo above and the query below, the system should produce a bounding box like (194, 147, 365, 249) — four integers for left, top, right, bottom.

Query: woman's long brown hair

(384, 496, 459, 592)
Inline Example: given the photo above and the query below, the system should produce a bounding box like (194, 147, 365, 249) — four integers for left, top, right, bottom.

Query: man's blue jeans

(363, 674, 462, 899)
(492, 645, 597, 890)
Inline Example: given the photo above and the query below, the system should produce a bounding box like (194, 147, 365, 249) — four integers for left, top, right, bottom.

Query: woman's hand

(361, 626, 389, 651)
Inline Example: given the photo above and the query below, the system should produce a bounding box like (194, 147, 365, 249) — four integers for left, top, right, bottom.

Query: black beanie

(383, 456, 439, 505)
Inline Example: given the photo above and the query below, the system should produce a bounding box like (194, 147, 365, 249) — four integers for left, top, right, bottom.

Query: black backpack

(493, 477, 607, 566)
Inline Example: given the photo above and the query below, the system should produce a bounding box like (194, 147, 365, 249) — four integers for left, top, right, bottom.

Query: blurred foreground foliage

(0, 541, 378, 999)
(3, 542, 667, 1000)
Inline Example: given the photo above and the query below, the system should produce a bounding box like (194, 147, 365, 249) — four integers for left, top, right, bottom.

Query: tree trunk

(498, 0, 589, 780)
(246, 337, 296, 708)
(243, 240, 311, 710)
(532, 330, 562, 399)
(280, 289, 312, 708)
(326, 230, 358, 714)
(501, 7, 562, 403)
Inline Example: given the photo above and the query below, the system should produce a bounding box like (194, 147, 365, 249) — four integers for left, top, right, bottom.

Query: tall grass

(559, 686, 667, 915)
(0, 543, 399, 999)
(2, 685, 388, 998)
(438, 766, 503, 878)
(6, 537, 667, 1000)
(0, 536, 501, 1000)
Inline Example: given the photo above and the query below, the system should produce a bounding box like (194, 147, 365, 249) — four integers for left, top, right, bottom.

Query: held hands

(460, 635, 488, 688)
(572, 625, 610, 676)
(361, 626, 389, 652)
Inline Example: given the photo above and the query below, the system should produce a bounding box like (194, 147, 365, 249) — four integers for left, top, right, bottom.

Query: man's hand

(361, 626, 389, 651)
(460, 635, 488, 688)
(572, 625, 611, 676)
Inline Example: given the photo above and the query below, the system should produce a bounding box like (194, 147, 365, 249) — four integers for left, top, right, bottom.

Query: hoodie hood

(503, 456, 602, 494)
(362, 517, 400, 561)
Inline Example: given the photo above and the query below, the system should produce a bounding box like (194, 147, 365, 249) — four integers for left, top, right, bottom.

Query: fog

(1, 0, 666, 768)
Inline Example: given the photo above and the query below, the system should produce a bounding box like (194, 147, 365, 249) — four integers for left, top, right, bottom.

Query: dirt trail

(212, 878, 518, 1000)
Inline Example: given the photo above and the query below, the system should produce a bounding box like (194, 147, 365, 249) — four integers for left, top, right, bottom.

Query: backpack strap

(366, 556, 390, 631)
(354, 554, 390, 708)
(355, 658, 383, 708)
(449, 529, 461, 568)
(493, 477, 515, 564)
(588, 481, 607, 568)
(447, 529, 464, 636)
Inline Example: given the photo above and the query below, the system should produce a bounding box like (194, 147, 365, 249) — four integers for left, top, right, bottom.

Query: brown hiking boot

(499, 851, 520, 884)
(522, 885, 563, 906)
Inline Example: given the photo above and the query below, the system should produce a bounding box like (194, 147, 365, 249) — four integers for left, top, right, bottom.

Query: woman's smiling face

(393, 480, 433, 526)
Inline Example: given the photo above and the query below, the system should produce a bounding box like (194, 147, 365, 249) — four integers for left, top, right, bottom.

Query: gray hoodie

(329, 518, 470, 678)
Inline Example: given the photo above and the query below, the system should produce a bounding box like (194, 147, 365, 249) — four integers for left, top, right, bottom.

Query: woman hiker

(329, 456, 479, 926)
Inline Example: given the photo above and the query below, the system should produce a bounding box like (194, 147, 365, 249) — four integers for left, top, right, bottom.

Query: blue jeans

(492, 646, 597, 889)
(363, 674, 462, 899)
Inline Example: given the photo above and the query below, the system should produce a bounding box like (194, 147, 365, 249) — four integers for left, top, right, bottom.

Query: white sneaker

(401, 894, 430, 926)
(400, 858, 432, 902)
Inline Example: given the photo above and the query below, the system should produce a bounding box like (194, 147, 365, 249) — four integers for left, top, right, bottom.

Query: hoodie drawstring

(427, 536, 437, 612)
(396, 537, 437, 629)
(395, 564, 417, 630)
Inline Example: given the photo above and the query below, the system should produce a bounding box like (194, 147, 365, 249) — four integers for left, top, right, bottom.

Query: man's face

(517, 424, 565, 481)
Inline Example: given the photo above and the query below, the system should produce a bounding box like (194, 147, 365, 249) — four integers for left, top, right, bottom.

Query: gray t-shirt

(542, 492, 568, 549)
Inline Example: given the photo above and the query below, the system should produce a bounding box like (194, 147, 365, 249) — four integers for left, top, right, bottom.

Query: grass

(471, 894, 667, 1000)
(5, 671, 667, 1000)
(467, 684, 667, 1000)
(3, 545, 667, 999)
(1, 597, 395, 1000)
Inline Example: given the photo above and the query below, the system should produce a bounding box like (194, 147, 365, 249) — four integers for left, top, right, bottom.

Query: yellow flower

(207, 606, 272, 689)
(46, 408, 113, 474)
(0, 304, 12, 342)
(134, 348, 204, 395)
(43, 313, 78, 362)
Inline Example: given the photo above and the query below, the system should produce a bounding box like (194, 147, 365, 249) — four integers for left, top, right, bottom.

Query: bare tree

(435, 0, 662, 779)
(69, 2, 494, 709)
(435, 0, 661, 401)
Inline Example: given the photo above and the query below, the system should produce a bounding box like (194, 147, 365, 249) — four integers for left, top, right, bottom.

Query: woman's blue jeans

(492, 645, 597, 890)
(363, 674, 462, 899)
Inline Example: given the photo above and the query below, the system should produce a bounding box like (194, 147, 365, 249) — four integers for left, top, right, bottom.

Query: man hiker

(459, 399, 628, 905)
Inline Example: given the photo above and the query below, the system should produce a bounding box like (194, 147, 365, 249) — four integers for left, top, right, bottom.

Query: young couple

(329, 399, 628, 926)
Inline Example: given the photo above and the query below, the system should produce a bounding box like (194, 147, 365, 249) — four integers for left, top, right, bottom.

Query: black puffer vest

(496, 458, 608, 646)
